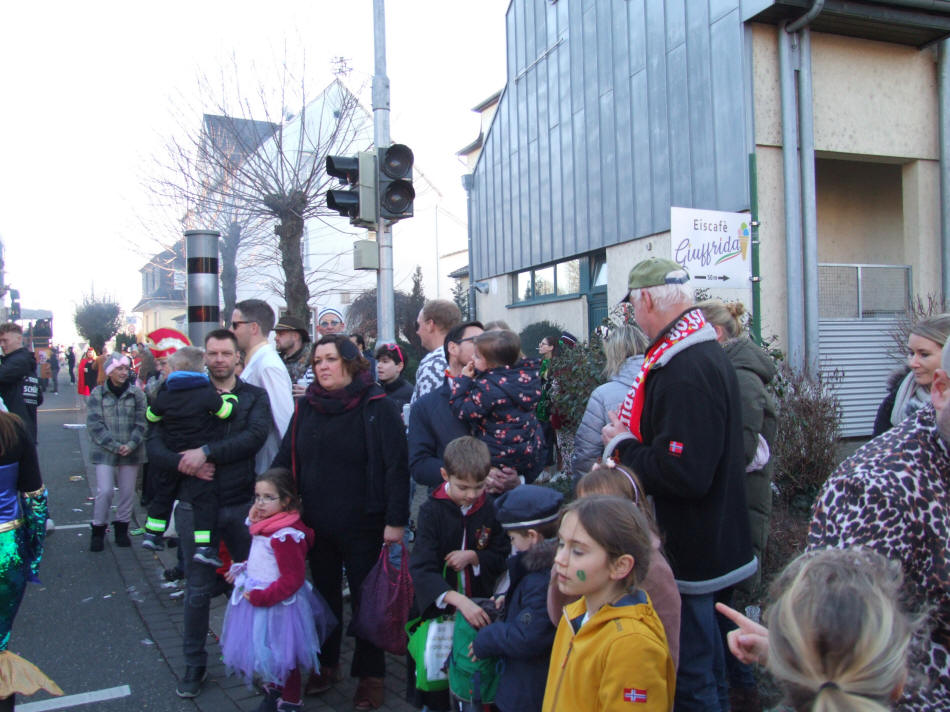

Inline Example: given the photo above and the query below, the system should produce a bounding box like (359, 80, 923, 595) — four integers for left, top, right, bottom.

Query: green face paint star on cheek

(576, 570, 586, 582)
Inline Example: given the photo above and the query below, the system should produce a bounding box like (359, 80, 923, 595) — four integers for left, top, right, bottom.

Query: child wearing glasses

(448, 329, 545, 481)
(221, 468, 336, 712)
(374, 342, 414, 412)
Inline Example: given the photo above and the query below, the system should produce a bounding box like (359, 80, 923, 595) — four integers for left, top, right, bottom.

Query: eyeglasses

(253, 494, 280, 504)
(319, 320, 342, 328)
(381, 342, 403, 363)
(230, 320, 251, 329)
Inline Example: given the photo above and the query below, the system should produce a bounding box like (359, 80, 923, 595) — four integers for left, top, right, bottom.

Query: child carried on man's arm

(408, 436, 511, 712)
(142, 345, 237, 567)
(472, 484, 563, 712)
(448, 330, 544, 482)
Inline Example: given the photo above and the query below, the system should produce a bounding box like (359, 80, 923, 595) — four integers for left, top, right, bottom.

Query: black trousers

(308, 516, 385, 678)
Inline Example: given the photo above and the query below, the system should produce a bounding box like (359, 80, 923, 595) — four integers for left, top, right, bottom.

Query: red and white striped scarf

(618, 308, 711, 441)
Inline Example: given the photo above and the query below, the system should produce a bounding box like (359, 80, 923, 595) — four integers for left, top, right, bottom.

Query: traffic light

(326, 151, 377, 228)
(377, 144, 415, 221)
(8, 289, 20, 321)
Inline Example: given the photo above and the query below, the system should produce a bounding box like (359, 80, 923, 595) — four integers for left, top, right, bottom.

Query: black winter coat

(272, 383, 410, 529)
(617, 318, 754, 591)
(472, 540, 557, 712)
(147, 378, 271, 507)
(381, 376, 413, 413)
(0, 347, 38, 442)
(410, 484, 509, 615)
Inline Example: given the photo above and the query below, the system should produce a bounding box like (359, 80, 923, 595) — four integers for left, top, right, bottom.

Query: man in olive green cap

(604, 255, 754, 712)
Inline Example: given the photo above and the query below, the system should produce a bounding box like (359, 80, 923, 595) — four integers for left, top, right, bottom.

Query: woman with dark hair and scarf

(271, 334, 409, 710)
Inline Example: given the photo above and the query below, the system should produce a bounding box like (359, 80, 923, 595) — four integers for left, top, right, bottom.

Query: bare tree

(156, 58, 372, 321)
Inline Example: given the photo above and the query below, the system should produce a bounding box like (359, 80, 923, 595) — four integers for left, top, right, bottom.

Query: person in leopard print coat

(808, 348, 950, 710)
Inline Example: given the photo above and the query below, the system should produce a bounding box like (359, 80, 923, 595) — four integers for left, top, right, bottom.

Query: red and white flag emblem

(668, 441, 684, 456)
(623, 688, 648, 703)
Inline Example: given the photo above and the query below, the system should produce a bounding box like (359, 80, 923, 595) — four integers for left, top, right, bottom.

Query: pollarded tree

(74, 295, 122, 353)
(159, 58, 372, 322)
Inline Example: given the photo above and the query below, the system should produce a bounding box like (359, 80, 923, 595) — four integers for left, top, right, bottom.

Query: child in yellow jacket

(543, 496, 675, 712)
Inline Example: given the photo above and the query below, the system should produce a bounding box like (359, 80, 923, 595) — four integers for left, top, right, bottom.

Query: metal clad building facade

(470, 0, 751, 282)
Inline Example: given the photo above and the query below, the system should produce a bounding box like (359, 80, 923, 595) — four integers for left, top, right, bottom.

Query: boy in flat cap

(471, 484, 563, 712)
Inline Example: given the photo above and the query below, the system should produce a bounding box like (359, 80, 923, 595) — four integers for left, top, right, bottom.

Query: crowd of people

(0, 256, 948, 712)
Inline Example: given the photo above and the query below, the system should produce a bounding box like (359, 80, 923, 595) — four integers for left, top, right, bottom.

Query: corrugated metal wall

(469, 0, 751, 281)
(818, 320, 902, 437)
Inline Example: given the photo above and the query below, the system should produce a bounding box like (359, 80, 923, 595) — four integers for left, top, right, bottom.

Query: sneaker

(276, 700, 302, 712)
(193, 546, 223, 567)
(176, 665, 207, 698)
(142, 533, 165, 551)
(163, 565, 184, 582)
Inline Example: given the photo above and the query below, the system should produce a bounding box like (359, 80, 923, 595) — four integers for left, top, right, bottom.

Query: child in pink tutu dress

(221, 468, 336, 712)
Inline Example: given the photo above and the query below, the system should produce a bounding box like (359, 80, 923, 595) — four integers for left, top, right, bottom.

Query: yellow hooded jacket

(542, 589, 675, 712)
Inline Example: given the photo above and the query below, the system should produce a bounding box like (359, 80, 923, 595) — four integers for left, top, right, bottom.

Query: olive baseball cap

(622, 258, 690, 303)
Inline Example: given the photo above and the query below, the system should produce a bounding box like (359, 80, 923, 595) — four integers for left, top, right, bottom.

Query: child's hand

(457, 597, 490, 628)
(242, 591, 252, 602)
(461, 360, 475, 378)
(445, 549, 477, 572)
(493, 595, 505, 610)
(715, 602, 769, 665)
(224, 570, 236, 584)
(467, 641, 478, 661)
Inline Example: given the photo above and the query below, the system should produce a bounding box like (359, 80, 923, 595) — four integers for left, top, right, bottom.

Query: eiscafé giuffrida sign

(670, 206, 752, 291)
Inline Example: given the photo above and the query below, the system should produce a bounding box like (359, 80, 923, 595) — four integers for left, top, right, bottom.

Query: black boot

(90, 524, 106, 552)
(113, 521, 131, 547)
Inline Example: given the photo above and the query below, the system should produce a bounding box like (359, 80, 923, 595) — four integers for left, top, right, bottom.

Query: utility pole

(373, 0, 394, 343)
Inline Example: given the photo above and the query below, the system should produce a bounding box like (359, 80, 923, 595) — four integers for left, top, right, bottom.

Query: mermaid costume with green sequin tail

(0, 464, 47, 651)
(0, 452, 61, 701)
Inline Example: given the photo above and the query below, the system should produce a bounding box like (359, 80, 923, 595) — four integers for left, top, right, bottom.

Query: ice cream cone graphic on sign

(739, 222, 750, 260)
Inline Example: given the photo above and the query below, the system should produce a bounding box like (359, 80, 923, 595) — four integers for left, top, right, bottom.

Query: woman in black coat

(272, 334, 409, 710)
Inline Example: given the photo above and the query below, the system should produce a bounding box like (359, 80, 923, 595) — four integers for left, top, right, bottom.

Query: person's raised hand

(601, 409, 626, 445)
(461, 360, 475, 378)
(715, 602, 770, 665)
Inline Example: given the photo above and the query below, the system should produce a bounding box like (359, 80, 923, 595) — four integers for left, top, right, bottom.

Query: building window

(512, 258, 582, 304)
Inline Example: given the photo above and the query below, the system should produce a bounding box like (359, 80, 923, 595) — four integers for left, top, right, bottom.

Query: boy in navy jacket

(472, 485, 562, 712)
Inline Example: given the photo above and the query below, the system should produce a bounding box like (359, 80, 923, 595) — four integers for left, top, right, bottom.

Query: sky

(0, 0, 510, 343)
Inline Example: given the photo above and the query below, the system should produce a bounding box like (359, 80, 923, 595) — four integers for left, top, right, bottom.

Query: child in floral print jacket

(449, 329, 544, 481)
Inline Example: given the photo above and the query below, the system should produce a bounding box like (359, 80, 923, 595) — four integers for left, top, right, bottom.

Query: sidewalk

(75, 421, 417, 712)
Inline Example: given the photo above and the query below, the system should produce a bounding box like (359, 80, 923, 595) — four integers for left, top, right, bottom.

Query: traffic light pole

(373, 0, 395, 343)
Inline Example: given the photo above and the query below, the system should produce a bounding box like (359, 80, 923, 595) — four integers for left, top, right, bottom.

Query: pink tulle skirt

(220, 572, 336, 686)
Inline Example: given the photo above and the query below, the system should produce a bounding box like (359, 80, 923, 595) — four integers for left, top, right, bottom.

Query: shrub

(519, 320, 563, 358)
(547, 332, 606, 435)
(770, 364, 842, 513)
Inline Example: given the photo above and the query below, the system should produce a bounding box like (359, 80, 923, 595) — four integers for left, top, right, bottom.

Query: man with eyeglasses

(411, 299, 462, 406)
(230, 300, 293, 476)
(316, 307, 346, 338)
(146, 329, 272, 699)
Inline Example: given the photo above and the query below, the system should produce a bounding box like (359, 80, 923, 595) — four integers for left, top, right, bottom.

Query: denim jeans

(675, 593, 729, 712)
(177, 500, 251, 667)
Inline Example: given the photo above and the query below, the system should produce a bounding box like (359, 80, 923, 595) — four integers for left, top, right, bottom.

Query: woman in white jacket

(571, 325, 647, 477)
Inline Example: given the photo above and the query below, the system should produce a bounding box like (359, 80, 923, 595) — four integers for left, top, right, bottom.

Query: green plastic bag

(449, 608, 501, 704)
(406, 614, 454, 691)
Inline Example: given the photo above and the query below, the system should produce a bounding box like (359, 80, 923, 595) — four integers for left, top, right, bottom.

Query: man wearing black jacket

(146, 329, 272, 699)
(0, 323, 38, 442)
